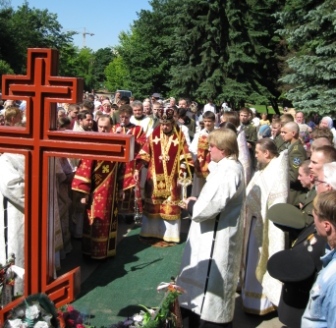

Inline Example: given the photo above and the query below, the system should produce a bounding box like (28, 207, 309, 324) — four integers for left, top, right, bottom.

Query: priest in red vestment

(134, 107, 193, 244)
(112, 105, 146, 221)
(71, 115, 119, 259)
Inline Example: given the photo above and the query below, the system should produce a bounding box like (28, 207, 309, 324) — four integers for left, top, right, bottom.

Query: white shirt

(203, 103, 216, 114)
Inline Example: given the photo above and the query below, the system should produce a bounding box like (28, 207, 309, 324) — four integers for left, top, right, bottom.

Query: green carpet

(72, 226, 187, 326)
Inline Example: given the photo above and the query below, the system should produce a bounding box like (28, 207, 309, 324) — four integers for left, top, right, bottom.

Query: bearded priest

(134, 106, 193, 245)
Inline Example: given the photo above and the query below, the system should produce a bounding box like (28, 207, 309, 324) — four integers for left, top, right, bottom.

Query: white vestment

(237, 130, 252, 185)
(130, 115, 153, 137)
(0, 153, 25, 301)
(241, 150, 289, 314)
(177, 157, 245, 324)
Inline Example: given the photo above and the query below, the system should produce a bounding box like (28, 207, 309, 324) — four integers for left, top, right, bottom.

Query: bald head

(284, 121, 299, 134)
(281, 121, 299, 143)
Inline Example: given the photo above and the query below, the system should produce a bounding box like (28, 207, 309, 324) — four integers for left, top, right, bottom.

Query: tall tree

(105, 55, 130, 91)
(170, 0, 284, 109)
(276, 0, 336, 115)
(116, 0, 179, 99)
(73, 47, 96, 91)
(93, 47, 115, 90)
(0, 1, 74, 73)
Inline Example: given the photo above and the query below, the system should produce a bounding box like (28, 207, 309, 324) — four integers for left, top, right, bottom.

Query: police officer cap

(267, 203, 306, 230)
(267, 248, 315, 283)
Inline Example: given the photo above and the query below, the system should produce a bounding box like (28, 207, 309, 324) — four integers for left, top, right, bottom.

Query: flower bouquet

(4, 293, 60, 327)
(0, 256, 16, 308)
(4, 294, 96, 328)
(112, 277, 185, 328)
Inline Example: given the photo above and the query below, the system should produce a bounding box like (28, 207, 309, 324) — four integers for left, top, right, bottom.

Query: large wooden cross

(0, 48, 134, 322)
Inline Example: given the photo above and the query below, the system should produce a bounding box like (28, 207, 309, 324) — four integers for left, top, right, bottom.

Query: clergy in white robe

(177, 128, 245, 326)
(0, 153, 25, 303)
(237, 129, 252, 185)
(241, 139, 289, 315)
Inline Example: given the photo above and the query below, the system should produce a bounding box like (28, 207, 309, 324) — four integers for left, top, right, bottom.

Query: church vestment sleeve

(189, 132, 199, 158)
(192, 160, 241, 223)
(71, 159, 95, 194)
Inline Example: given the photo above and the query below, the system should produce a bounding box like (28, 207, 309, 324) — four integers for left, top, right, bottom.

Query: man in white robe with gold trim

(242, 145, 289, 315)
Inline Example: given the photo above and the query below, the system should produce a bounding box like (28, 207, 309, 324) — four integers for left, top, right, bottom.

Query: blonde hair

(208, 128, 239, 160)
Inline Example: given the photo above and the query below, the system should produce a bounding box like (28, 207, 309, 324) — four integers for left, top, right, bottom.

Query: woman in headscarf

(319, 116, 336, 147)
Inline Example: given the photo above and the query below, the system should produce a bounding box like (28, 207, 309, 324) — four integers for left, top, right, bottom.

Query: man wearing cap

(134, 107, 193, 245)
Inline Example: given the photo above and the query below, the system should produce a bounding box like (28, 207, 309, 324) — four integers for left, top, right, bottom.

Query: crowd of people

(1, 91, 336, 327)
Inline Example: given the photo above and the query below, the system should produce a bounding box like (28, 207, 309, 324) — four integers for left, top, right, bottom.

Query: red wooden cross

(0, 48, 134, 322)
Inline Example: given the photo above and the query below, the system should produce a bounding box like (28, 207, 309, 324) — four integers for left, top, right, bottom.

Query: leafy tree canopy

(276, 0, 336, 115)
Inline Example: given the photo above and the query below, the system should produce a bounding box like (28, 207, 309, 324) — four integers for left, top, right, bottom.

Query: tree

(0, 1, 75, 73)
(58, 44, 80, 77)
(276, 0, 336, 115)
(169, 0, 285, 109)
(105, 55, 130, 91)
(93, 47, 115, 90)
(116, 0, 180, 99)
(0, 59, 14, 89)
(73, 47, 96, 91)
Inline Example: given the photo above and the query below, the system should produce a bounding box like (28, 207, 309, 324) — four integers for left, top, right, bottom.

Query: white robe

(0, 153, 25, 300)
(237, 130, 252, 185)
(241, 150, 289, 314)
(130, 115, 153, 137)
(177, 157, 245, 324)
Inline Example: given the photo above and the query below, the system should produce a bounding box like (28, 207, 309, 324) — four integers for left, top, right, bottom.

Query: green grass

(246, 104, 281, 115)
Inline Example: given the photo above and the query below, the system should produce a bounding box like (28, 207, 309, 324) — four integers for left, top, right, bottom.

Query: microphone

(116, 123, 124, 133)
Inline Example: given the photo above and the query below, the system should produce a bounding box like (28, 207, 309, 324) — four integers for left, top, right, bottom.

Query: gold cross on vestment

(171, 138, 179, 147)
(96, 194, 103, 203)
(159, 154, 170, 162)
(102, 164, 110, 173)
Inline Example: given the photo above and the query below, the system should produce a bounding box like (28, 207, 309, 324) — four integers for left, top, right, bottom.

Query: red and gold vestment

(71, 159, 118, 259)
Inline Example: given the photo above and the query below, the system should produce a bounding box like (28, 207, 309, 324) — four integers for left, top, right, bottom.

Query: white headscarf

(321, 116, 333, 129)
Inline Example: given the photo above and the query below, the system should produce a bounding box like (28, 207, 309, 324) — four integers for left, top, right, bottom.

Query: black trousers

(181, 308, 233, 328)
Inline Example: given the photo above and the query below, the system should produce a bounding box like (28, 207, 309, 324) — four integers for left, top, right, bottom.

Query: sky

(9, 0, 152, 51)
